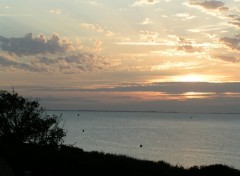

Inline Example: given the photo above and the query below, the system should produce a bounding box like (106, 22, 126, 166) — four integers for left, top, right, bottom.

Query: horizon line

(45, 109, 240, 115)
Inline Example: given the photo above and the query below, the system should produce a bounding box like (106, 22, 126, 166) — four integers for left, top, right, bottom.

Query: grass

(0, 142, 240, 176)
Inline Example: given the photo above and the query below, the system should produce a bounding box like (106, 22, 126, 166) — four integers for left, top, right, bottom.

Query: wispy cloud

(80, 22, 116, 37)
(0, 54, 42, 72)
(175, 13, 196, 20)
(131, 0, 160, 7)
(49, 9, 63, 15)
(177, 37, 203, 53)
(139, 18, 154, 25)
(115, 41, 174, 46)
(33, 53, 109, 72)
(188, 24, 229, 33)
(139, 30, 160, 42)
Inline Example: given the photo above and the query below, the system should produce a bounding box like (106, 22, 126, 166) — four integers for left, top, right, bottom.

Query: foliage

(0, 142, 239, 176)
(0, 90, 66, 147)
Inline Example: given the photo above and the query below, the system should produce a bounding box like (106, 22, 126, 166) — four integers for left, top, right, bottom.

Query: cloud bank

(0, 33, 109, 73)
(0, 33, 71, 56)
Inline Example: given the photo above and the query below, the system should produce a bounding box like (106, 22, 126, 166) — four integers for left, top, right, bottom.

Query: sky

(1, 0, 240, 113)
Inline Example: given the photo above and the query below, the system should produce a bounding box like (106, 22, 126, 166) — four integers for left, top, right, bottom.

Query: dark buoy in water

(140, 144, 143, 148)
(82, 129, 84, 133)
(77, 114, 79, 116)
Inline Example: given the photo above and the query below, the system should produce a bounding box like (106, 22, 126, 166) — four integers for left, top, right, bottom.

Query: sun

(175, 74, 206, 82)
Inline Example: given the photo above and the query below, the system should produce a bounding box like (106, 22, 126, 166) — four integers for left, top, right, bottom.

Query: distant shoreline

(46, 109, 240, 115)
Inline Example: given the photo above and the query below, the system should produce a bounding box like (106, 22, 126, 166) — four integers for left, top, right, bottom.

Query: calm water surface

(49, 111, 240, 169)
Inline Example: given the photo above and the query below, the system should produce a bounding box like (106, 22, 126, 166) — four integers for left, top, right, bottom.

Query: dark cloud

(230, 22, 240, 28)
(0, 55, 42, 72)
(220, 35, 240, 51)
(228, 15, 240, 28)
(215, 55, 240, 63)
(189, 0, 227, 10)
(228, 15, 240, 22)
(0, 33, 71, 56)
(0, 33, 110, 73)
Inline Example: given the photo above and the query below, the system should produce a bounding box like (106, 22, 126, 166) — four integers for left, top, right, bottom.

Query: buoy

(140, 144, 143, 148)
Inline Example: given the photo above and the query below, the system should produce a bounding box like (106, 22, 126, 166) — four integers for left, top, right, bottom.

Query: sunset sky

(1, 0, 240, 113)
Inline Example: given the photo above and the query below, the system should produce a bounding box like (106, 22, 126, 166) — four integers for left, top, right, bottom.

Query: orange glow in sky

(1, 0, 240, 112)
(174, 74, 209, 82)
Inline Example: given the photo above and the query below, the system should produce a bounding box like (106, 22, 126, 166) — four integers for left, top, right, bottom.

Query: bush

(0, 90, 66, 148)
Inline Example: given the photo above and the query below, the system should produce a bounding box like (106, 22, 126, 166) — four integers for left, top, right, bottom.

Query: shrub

(0, 90, 66, 148)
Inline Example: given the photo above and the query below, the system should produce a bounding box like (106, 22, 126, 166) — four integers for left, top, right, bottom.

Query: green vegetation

(0, 90, 240, 176)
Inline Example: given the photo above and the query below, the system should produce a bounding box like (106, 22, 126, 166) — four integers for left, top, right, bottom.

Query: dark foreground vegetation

(1, 90, 240, 176)
(0, 142, 240, 176)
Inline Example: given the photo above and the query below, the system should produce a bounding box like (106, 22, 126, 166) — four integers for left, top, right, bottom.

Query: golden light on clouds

(149, 74, 223, 83)
(172, 74, 237, 83)
(174, 74, 208, 82)
(182, 92, 215, 99)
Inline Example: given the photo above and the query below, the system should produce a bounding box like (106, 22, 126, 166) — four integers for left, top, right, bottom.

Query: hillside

(0, 142, 240, 176)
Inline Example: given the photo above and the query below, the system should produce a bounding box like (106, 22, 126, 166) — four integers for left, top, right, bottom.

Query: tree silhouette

(0, 90, 66, 148)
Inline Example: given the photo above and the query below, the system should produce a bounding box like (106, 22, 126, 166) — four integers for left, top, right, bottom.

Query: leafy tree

(0, 90, 66, 147)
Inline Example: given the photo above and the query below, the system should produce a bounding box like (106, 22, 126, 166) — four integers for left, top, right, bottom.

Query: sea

(48, 110, 240, 169)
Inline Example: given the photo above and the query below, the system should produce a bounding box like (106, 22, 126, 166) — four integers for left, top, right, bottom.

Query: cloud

(0, 54, 42, 72)
(49, 9, 63, 15)
(80, 23, 116, 37)
(131, 0, 160, 6)
(5, 82, 240, 113)
(0, 33, 71, 56)
(220, 35, 240, 50)
(228, 15, 240, 28)
(139, 30, 160, 42)
(22, 82, 240, 95)
(33, 53, 109, 72)
(215, 55, 240, 63)
(188, 24, 229, 33)
(0, 33, 110, 73)
(177, 37, 202, 53)
(188, 0, 227, 10)
(81, 23, 104, 33)
(175, 13, 196, 20)
(0, 53, 109, 73)
(139, 18, 154, 25)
